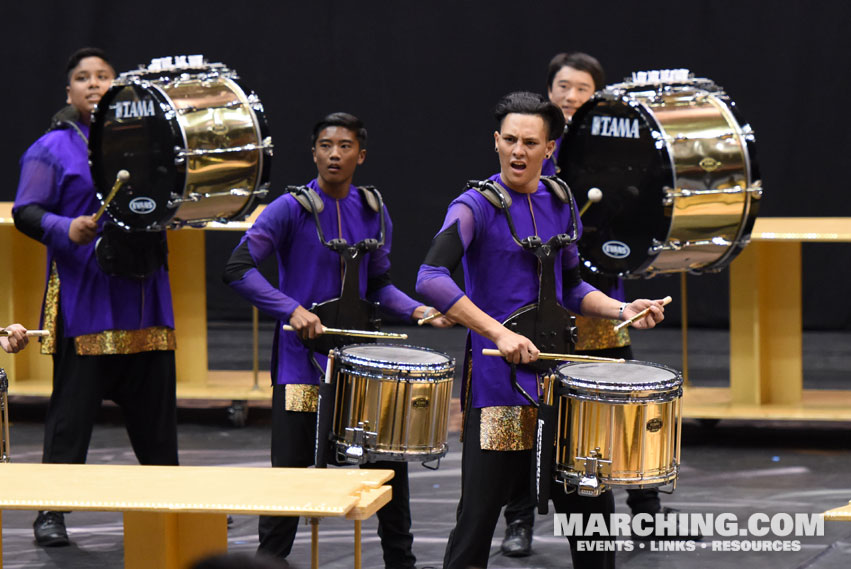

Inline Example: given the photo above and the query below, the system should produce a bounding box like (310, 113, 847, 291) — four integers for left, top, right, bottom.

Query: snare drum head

(557, 360, 682, 396)
(337, 344, 454, 376)
(90, 83, 181, 230)
(559, 95, 671, 276)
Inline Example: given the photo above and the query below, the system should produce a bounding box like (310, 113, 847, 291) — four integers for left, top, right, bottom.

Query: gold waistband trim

(40, 264, 60, 355)
(285, 384, 319, 412)
(480, 405, 537, 451)
(74, 327, 176, 356)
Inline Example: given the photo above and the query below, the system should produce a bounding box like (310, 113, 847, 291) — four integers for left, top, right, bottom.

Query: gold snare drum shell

(555, 361, 683, 489)
(331, 344, 454, 462)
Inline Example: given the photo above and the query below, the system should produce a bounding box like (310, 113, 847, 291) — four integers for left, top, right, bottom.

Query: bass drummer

(223, 112, 450, 567)
(12, 47, 179, 548)
(416, 91, 666, 569)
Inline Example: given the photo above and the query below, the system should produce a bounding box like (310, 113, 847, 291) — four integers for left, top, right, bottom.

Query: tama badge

(602, 241, 630, 259)
(129, 197, 157, 214)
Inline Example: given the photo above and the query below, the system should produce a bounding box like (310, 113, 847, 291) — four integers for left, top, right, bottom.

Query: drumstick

(417, 310, 443, 326)
(613, 296, 673, 332)
(578, 187, 603, 217)
(481, 348, 625, 363)
(0, 329, 51, 337)
(282, 325, 407, 340)
(93, 169, 130, 222)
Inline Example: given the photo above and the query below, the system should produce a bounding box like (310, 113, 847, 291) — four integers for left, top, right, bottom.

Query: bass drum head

(559, 96, 673, 277)
(90, 83, 181, 230)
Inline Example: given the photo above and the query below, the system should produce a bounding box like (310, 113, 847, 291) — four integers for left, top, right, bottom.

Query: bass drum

(89, 59, 272, 230)
(559, 74, 761, 277)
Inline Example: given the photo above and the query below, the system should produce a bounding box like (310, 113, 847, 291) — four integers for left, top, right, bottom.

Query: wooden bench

(0, 463, 392, 569)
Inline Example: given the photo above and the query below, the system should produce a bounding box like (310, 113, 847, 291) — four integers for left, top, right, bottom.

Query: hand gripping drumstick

(417, 310, 443, 326)
(578, 187, 603, 217)
(613, 296, 673, 332)
(282, 324, 407, 340)
(481, 348, 625, 363)
(0, 329, 51, 337)
(93, 170, 130, 222)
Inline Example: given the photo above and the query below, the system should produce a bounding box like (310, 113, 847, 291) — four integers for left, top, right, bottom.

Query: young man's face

(66, 56, 115, 119)
(312, 126, 366, 187)
(548, 65, 595, 121)
(494, 113, 555, 192)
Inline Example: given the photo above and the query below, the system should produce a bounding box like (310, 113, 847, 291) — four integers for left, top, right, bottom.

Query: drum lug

(576, 448, 611, 497)
(340, 422, 377, 465)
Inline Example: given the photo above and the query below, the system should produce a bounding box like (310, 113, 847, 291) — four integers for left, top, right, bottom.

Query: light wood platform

(0, 462, 392, 569)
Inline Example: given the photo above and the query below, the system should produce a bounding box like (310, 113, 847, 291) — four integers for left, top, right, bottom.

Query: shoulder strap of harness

(467, 179, 512, 209)
(357, 185, 382, 213)
(540, 175, 571, 204)
(288, 185, 324, 213)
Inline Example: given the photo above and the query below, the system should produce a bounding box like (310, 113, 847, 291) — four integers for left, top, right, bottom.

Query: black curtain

(4, 0, 850, 329)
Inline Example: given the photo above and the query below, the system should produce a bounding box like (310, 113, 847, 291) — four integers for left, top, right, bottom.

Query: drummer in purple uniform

(13, 47, 178, 548)
(416, 91, 667, 569)
(223, 112, 449, 567)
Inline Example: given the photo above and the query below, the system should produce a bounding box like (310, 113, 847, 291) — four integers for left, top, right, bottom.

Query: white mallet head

(587, 187, 603, 202)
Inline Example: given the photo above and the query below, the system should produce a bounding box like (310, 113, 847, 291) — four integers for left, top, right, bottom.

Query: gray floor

(3, 324, 851, 568)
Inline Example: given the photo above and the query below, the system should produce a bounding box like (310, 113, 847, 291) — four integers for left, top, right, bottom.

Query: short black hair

(546, 52, 605, 92)
(65, 47, 113, 84)
(494, 91, 565, 141)
(311, 112, 367, 148)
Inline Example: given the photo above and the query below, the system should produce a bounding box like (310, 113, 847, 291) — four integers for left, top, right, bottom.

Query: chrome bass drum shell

(554, 361, 682, 494)
(332, 344, 454, 463)
(89, 61, 272, 230)
(559, 76, 761, 277)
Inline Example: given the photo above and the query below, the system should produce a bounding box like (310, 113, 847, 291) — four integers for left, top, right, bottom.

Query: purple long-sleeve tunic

(417, 174, 596, 408)
(226, 179, 421, 385)
(13, 123, 174, 337)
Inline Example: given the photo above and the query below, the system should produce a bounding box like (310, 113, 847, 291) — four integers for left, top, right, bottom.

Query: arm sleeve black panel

(222, 240, 257, 284)
(562, 265, 583, 301)
(13, 204, 48, 242)
(422, 220, 465, 272)
(367, 271, 393, 297)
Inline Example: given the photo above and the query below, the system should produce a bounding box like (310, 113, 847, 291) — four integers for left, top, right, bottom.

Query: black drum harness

(467, 176, 579, 406)
(469, 176, 581, 510)
(288, 184, 387, 469)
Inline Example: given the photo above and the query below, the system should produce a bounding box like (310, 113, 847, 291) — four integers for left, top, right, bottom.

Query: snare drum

(554, 361, 682, 496)
(89, 59, 272, 230)
(559, 74, 761, 277)
(331, 344, 454, 464)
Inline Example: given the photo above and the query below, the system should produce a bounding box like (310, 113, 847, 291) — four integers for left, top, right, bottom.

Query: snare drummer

(500, 51, 674, 557)
(223, 112, 449, 567)
(416, 91, 666, 569)
(12, 47, 179, 548)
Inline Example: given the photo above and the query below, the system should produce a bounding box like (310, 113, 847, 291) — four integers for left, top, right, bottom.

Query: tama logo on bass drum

(129, 197, 157, 214)
(590, 116, 640, 139)
(602, 241, 631, 259)
(112, 99, 156, 120)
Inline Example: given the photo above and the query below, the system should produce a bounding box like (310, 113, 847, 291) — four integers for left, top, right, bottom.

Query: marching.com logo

(554, 512, 824, 552)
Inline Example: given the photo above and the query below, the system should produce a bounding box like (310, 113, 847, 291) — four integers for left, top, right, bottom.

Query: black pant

(444, 407, 615, 569)
(43, 326, 178, 466)
(502, 344, 661, 528)
(258, 385, 416, 569)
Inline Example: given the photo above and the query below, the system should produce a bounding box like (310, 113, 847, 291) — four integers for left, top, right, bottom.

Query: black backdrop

(4, 1, 850, 329)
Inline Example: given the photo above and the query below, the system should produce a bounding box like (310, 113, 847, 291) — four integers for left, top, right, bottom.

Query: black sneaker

(33, 511, 70, 547)
(501, 520, 532, 557)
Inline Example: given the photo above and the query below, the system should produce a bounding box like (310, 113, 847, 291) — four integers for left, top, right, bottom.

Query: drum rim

(335, 343, 456, 379)
(556, 359, 683, 400)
